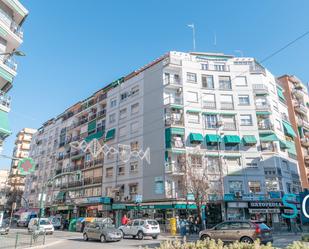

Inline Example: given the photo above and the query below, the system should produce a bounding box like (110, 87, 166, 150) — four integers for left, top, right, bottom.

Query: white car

(119, 219, 160, 240)
(28, 218, 54, 235)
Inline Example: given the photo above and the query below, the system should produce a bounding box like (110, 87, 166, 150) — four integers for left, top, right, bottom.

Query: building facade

(0, 0, 28, 152)
(7, 128, 36, 209)
(278, 75, 309, 189)
(0, 169, 8, 210)
(23, 52, 302, 229)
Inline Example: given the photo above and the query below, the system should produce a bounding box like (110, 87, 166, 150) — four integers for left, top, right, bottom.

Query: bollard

(30, 232, 33, 247)
(43, 232, 46, 245)
(14, 232, 19, 249)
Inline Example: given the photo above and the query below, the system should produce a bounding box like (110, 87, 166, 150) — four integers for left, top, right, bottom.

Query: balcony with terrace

(165, 108, 184, 127)
(165, 153, 186, 175)
(164, 95, 183, 107)
(249, 62, 266, 75)
(253, 84, 268, 95)
(258, 119, 274, 132)
(163, 73, 182, 89)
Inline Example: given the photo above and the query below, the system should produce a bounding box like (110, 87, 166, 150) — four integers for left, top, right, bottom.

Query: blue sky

(1, 0, 309, 169)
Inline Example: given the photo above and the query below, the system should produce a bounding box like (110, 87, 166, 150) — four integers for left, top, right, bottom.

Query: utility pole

(187, 24, 196, 51)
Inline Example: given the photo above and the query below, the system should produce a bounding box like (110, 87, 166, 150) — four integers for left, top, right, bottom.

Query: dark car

(199, 220, 273, 244)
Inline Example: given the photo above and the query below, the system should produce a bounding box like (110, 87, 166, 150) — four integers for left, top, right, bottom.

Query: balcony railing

(165, 115, 184, 126)
(202, 101, 216, 109)
(258, 123, 274, 131)
(164, 96, 183, 105)
(219, 82, 232, 90)
(223, 122, 236, 130)
(84, 158, 104, 169)
(294, 103, 307, 115)
(255, 104, 270, 110)
(0, 91, 11, 109)
(249, 63, 266, 75)
(88, 113, 97, 121)
(84, 177, 102, 185)
(301, 138, 309, 147)
(97, 109, 106, 118)
(220, 102, 234, 110)
(171, 138, 185, 148)
(164, 77, 181, 86)
(253, 84, 268, 93)
(0, 7, 23, 38)
(165, 162, 185, 174)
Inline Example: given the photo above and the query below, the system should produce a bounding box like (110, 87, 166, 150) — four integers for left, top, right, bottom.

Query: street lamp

(0, 50, 26, 57)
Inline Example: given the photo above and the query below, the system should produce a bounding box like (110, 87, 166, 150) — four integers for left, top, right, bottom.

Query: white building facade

(23, 51, 301, 228)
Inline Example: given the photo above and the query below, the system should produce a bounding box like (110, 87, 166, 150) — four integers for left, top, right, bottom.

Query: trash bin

(69, 218, 77, 232)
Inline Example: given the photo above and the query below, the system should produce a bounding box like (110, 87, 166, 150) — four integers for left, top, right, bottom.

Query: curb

(23, 239, 63, 249)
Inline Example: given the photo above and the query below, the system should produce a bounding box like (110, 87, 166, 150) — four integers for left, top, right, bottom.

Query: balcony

(0, 7, 23, 39)
(164, 96, 183, 106)
(297, 118, 309, 130)
(304, 155, 309, 165)
(88, 113, 97, 121)
(223, 122, 236, 131)
(258, 122, 274, 132)
(165, 113, 184, 126)
(292, 88, 304, 99)
(202, 101, 216, 109)
(220, 102, 234, 110)
(165, 162, 185, 175)
(0, 91, 10, 111)
(301, 138, 309, 147)
(68, 181, 83, 188)
(249, 63, 266, 75)
(294, 103, 307, 115)
(164, 76, 182, 88)
(97, 109, 106, 118)
(84, 176, 102, 186)
(255, 103, 270, 111)
(253, 84, 268, 94)
(84, 158, 104, 169)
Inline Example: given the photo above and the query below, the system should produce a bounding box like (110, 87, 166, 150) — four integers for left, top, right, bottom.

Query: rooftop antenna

(187, 23, 196, 51)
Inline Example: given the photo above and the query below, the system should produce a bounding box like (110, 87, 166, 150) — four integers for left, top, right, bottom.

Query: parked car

(28, 218, 54, 235)
(83, 222, 122, 242)
(0, 219, 9, 235)
(17, 212, 37, 227)
(199, 220, 273, 244)
(118, 219, 160, 240)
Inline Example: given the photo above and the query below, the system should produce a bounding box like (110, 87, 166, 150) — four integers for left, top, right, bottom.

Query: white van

(28, 218, 54, 235)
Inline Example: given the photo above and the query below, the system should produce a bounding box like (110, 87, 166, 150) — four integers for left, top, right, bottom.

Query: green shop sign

(17, 158, 35, 175)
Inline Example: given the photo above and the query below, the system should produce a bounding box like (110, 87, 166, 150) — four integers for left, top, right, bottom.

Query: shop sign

(227, 202, 248, 208)
(112, 204, 126, 210)
(57, 206, 72, 211)
(269, 191, 281, 199)
(249, 202, 282, 208)
(249, 208, 280, 214)
(224, 194, 234, 201)
(242, 194, 266, 201)
(74, 197, 111, 205)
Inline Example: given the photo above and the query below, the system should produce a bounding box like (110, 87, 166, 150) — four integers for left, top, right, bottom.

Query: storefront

(74, 197, 112, 218)
(226, 202, 248, 220)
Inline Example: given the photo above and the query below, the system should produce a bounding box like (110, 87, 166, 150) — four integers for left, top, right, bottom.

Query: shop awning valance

(205, 134, 221, 144)
(242, 135, 257, 145)
(259, 133, 278, 142)
(282, 121, 296, 138)
(105, 128, 116, 141)
(189, 133, 204, 142)
(223, 135, 241, 144)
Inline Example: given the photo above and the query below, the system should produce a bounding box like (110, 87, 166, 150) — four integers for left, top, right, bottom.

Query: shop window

(248, 181, 261, 193)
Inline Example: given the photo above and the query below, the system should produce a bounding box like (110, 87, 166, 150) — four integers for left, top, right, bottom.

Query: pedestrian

(296, 216, 303, 233)
(286, 218, 291, 232)
(179, 217, 187, 240)
(194, 216, 200, 234)
(121, 214, 129, 225)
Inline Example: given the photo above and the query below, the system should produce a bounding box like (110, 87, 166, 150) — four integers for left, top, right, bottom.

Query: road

(1, 229, 306, 249)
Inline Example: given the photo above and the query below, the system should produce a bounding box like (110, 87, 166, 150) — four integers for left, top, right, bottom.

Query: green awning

(223, 135, 241, 144)
(286, 141, 297, 155)
(223, 154, 241, 158)
(282, 121, 296, 138)
(256, 111, 271, 115)
(205, 134, 221, 144)
(279, 139, 289, 149)
(277, 87, 286, 102)
(88, 120, 96, 132)
(171, 105, 183, 110)
(105, 128, 116, 141)
(85, 130, 104, 143)
(202, 111, 219, 115)
(166, 127, 185, 136)
(187, 109, 200, 113)
(0, 110, 11, 137)
(242, 135, 257, 145)
(56, 191, 65, 200)
(0, 67, 14, 83)
(189, 133, 203, 143)
(259, 133, 278, 142)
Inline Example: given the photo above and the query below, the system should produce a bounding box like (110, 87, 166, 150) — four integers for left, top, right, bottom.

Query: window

(201, 64, 208, 70)
(190, 155, 202, 167)
(219, 76, 232, 90)
(201, 75, 214, 89)
(221, 115, 236, 130)
(131, 85, 139, 96)
(282, 161, 289, 172)
(130, 141, 139, 151)
(131, 103, 139, 114)
(130, 161, 138, 173)
(109, 113, 116, 124)
(204, 114, 218, 129)
(265, 179, 280, 191)
(187, 91, 198, 103)
(275, 119, 282, 131)
(229, 181, 243, 194)
(119, 126, 127, 137)
(110, 98, 117, 108)
(238, 95, 250, 105)
(214, 64, 227, 71)
(240, 114, 253, 126)
(131, 121, 139, 133)
(202, 93, 216, 109)
(206, 157, 220, 173)
(186, 72, 197, 83)
(129, 184, 138, 194)
(187, 112, 200, 123)
(106, 167, 113, 177)
(245, 157, 258, 168)
(118, 166, 125, 176)
(119, 108, 127, 119)
(248, 181, 261, 193)
(235, 76, 247, 86)
(220, 95, 234, 109)
(120, 92, 129, 101)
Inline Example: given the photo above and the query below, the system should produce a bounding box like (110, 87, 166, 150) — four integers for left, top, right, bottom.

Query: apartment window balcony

(0, 7, 23, 39)
(97, 109, 106, 118)
(220, 102, 234, 110)
(219, 82, 232, 90)
(84, 176, 102, 186)
(258, 123, 274, 131)
(164, 96, 183, 106)
(223, 122, 236, 130)
(68, 181, 83, 188)
(297, 118, 309, 130)
(165, 162, 185, 175)
(249, 63, 266, 75)
(294, 102, 307, 115)
(98, 93, 107, 102)
(170, 137, 185, 149)
(292, 88, 304, 99)
(255, 104, 270, 110)
(202, 101, 216, 109)
(164, 76, 182, 86)
(165, 114, 184, 126)
(0, 91, 11, 110)
(252, 84, 268, 94)
(88, 114, 97, 121)
(301, 138, 309, 147)
(261, 142, 277, 152)
(304, 155, 309, 165)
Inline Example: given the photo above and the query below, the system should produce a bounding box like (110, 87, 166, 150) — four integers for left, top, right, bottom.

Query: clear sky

(1, 0, 309, 169)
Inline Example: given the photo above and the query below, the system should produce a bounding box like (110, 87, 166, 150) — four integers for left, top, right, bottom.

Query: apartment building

(0, 0, 28, 151)
(278, 75, 309, 189)
(7, 128, 36, 209)
(0, 169, 8, 210)
(23, 51, 301, 228)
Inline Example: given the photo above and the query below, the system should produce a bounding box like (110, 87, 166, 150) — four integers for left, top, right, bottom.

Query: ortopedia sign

(17, 158, 35, 175)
